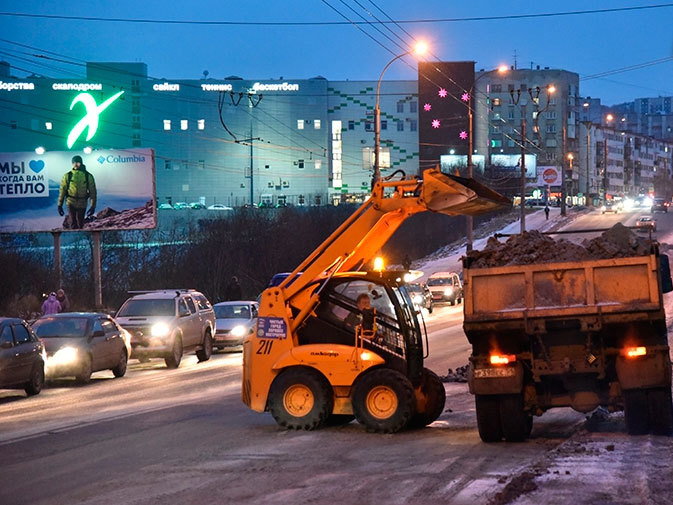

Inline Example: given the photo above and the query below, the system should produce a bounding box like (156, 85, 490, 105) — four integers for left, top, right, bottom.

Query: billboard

(418, 61, 474, 171)
(537, 165, 560, 186)
(440, 153, 537, 178)
(0, 148, 156, 233)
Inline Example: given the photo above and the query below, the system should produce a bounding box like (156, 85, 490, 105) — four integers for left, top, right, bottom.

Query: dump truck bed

(463, 254, 664, 333)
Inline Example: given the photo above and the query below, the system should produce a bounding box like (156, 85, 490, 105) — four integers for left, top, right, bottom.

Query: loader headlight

(151, 322, 170, 337)
(230, 325, 247, 337)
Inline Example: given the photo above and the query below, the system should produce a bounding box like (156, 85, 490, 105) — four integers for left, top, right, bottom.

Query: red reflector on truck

(490, 354, 516, 365)
(625, 346, 647, 358)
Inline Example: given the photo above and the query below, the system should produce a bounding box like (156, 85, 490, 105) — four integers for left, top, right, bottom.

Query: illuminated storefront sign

(153, 82, 180, 91)
(0, 81, 35, 91)
(52, 82, 103, 91)
(201, 83, 233, 92)
(66, 91, 124, 149)
(252, 82, 299, 92)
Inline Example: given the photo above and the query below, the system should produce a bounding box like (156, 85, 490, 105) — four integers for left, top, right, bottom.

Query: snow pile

(466, 223, 653, 269)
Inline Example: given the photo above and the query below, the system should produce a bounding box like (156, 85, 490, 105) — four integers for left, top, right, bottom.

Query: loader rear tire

(475, 395, 502, 442)
(352, 368, 416, 433)
(647, 387, 673, 436)
(408, 368, 446, 429)
(499, 393, 532, 442)
(624, 389, 649, 435)
(269, 367, 332, 430)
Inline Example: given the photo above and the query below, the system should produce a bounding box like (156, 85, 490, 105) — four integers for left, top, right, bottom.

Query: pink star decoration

(438, 88, 447, 98)
(431, 119, 440, 129)
(459, 131, 468, 140)
(423, 103, 432, 111)
(461, 92, 470, 102)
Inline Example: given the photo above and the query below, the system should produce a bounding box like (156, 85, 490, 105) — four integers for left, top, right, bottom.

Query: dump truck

(463, 235, 673, 442)
(242, 169, 509, 433)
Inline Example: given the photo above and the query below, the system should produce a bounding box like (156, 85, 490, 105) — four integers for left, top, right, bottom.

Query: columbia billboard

(0, 148, 156, 233)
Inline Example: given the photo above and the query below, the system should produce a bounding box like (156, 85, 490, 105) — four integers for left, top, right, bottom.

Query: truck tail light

(625, 346, 647, 358)
(490, 354, 516, 365)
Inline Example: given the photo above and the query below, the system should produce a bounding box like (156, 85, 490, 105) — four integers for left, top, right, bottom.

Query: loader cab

(295, 273, 425, 384)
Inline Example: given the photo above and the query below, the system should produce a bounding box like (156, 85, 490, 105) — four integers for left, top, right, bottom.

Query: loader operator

(344, 294, 373, 333)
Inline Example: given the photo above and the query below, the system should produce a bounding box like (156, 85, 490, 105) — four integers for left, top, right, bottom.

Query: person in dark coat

(226, 276, 242, 301)
(56, 289, 70, 312)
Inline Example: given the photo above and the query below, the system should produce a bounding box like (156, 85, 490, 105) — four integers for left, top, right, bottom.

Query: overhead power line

(1, 4, 672, 25)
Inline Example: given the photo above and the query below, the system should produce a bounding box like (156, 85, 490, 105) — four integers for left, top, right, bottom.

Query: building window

(315, 159, 322, 169)
(491, 139, 502, 148)
(348, 120, 355, 130)
(409, 120, 417, 132)
(493, 113, 501, 121)
(546, 124, 556, 133)
(314, 119, 321, 130)
(365, 121, 373, 132)
(297, 119, 304, 130)
(546, 152, 555, 161)
(10, 120, 17, 129)
(381, 120, 387, 130)
(181, 120, 188, 130)
(507, 139, 516, 147)
(163, 120, 171, 131)
(197, 119, 205, 130)
(508, 84, 515, 92)
(132, 98, 140, 114)
(491, 84, 502, 93)
(298, 159, 305, 169)
(132, 115, 141, 129)
(132, 133, 141, 147)
(164, 160, 172, 170)
(409, 101, 417, 113)
(45, 122, 53, 130)
(397, 101, 404, 113)
(546, 111, 556, 119)
(508, 109, 515, 120)
(546, 138, 557, 147)
(397, 121, 404, 132)
(198, 160, 205, 170)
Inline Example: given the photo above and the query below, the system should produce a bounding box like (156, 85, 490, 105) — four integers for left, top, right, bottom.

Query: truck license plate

(473, 367, 516, 378)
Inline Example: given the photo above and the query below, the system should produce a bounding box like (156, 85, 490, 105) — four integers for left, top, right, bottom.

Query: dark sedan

(0, 318, 45, 396)
(32, 313, 130, 384)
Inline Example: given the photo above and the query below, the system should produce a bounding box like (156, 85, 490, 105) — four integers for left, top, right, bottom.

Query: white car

(207, 204, 234, 211)
(213, 301, 258, 350)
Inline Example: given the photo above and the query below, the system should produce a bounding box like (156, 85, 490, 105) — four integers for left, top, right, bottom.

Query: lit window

(314, 119, 321, 130)
(197, 119, 205, 130)
(397, 101, 404, 113)
(163, 120, 171, 131)
(297, 119, 304, 130)
(182, 184, 189, 192)
(492, 98, 501, 106)
(45, 122, 53, 130)
(315, 160, 322, 169)
(181, 120, 188, 130)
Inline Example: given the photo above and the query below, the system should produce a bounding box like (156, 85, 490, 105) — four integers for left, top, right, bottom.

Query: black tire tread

(475, 395, 502, 442)
(408, 368, 446, 429)
(269, 367, 333, 430)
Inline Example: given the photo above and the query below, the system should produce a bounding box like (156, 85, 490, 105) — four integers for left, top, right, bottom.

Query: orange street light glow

(414, 41, 428, 56)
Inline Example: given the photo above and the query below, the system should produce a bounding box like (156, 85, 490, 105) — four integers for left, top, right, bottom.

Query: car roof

(0, 317, 24, 324)
(35, 312, 108, 319)
(214, 301, 257, 306)
(429, 271, 458, 277)
(126, 290, 201, 300)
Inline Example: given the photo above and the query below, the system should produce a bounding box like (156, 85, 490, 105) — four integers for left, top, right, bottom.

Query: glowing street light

(35, 146, 45, 155)
(373, 41, 428, 186)
(83, 146, 93, 154)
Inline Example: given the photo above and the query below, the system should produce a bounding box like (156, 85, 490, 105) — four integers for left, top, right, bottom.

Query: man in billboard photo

(57, 155, 97, 229)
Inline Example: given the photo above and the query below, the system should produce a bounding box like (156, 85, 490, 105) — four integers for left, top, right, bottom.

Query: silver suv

(115, 289, 215, 368)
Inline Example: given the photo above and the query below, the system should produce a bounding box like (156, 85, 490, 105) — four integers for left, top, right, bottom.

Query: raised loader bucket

(420, 168, 511, 215)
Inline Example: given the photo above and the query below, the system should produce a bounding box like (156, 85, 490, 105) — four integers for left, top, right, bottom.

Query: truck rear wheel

(408, 368, 446, 429)
(269, 367, 332, 430)
(647, 388, 673, 436)
(475, 395, 502, 442)
(352, 368, 416, 433)
(499, 394, 532, 442)
(624, 390, 649, 435)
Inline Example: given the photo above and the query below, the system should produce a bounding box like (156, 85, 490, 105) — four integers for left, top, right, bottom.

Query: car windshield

(117, 299, 175, 317)
(215, 304, 251, 319)
(406, 284, 422, 292)
(428, 277, 453, 286)
(32, 317, 88, 338)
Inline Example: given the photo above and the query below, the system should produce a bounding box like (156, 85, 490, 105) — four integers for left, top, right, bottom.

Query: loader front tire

(269, 367, 332, 430)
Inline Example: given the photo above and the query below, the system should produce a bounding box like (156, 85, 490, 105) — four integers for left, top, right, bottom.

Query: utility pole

(466, 94, 474, 250)
(521, 104, 527, 233)
(249, 123, 254, 206)
(561, 124, 567, 216)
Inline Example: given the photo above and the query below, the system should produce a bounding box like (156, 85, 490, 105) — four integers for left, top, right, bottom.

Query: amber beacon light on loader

(242, 168, 509, 433)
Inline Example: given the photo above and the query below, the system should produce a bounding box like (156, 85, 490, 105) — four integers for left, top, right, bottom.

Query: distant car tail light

(625, 346, 647, 358)
(490, 354, 516, 365)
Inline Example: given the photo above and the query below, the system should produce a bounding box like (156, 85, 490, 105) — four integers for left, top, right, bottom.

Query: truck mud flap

(468, 362, 524, 395)
(616, 351, 672, 390)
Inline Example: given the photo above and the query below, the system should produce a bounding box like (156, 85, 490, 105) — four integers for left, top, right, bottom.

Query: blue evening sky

(1, 0, 671, 104)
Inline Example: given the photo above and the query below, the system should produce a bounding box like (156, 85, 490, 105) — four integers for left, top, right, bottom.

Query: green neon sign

(66, 90, 124, 149)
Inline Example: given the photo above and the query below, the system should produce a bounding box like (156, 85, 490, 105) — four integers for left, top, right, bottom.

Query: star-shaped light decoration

(461, 92, 470, 102)
(431, 119, 440, 129)
(459, 131, 468, 140)
(438, 88, 447, 98)
(423, 103, 432, 111)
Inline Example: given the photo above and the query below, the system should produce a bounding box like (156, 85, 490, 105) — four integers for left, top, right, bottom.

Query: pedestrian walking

(56, 288, 70, 312)
(41, 292, 61, 315)
(544, 205, 550, 220)
(225, 276, 242, 301)
(57, 155, 97, 229)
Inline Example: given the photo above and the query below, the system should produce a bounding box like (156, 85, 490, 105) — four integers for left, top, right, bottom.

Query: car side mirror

(92, 330, 105, 338)
(0, 341, 12, 349)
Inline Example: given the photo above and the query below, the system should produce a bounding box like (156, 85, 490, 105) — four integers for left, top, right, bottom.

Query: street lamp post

(466, 65, 508, 251)
(373, 42, 427, 186)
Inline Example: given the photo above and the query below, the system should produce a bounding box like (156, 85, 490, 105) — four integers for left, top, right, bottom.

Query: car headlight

(151, 322, 170, 337)
(444, 287, 454, 296)
(413, 295, 423, 304)
(230, 325, 247, 337)
(601, 205, 606, 211)
(51, 346, 78, 365)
